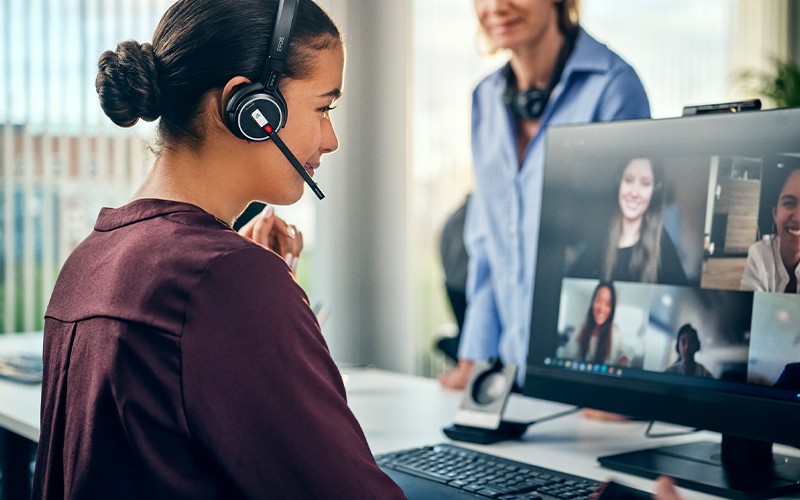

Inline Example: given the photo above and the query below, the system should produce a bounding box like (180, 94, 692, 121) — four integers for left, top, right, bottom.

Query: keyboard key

(394, 464, 450, 484)
(464, 484, 485, 493)
(477, 487, 505, 498)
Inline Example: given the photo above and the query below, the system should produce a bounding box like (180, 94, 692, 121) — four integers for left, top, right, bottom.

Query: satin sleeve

(181, 247, 403, 499)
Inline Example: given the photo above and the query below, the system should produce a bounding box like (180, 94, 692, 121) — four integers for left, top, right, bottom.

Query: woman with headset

(569, 157, 688, 286)
(439, 0, 650, 390)
(664, 324, 713, 378)
(741, 167, 800, 293)
(33, 0, 404, 497)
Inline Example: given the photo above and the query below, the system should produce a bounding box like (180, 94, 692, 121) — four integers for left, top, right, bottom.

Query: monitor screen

(524, 108, 800, 497)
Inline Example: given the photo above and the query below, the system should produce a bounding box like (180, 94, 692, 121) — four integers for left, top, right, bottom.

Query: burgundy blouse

(33, 199, 403, 499)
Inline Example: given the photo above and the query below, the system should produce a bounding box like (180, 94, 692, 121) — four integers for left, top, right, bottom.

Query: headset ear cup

(224, 85, 287, 142)
(504, 87, 547, 121)
(271, 88, 288, 128)
(519, 88, 546, 120)
(471, 360, 507, 405)
(225, 83, 261, 138)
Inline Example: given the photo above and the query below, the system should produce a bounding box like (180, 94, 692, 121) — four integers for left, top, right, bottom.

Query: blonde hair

(477, 0, 580, 56)
(557, 0, 580, 35)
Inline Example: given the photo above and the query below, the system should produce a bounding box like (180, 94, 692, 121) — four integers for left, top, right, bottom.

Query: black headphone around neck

(224, 0, 298, 141)
(502, 27, 578, 121)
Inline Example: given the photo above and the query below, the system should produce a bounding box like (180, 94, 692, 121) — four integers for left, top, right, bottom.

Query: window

(0, 0, 170, 331)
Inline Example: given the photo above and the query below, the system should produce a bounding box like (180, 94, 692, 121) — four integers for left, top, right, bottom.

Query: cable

(644, 420, 701, 439)
(519, 406, 582, 427)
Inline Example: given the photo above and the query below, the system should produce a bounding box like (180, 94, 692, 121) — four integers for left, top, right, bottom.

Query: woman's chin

(779, 235, 800, 255)
(286, 185, 306, 204)
(270, 182, 306, 205)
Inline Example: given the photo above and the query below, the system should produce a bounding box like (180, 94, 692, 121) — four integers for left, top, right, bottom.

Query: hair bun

(95, 40, 161, 127)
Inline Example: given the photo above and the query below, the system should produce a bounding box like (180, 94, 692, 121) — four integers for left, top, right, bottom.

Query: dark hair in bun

(94, 0, 341, 150)
(96, 41, 160, 127)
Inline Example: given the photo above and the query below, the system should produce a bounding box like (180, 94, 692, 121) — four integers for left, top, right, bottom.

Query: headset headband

(259, 0, 299, 91)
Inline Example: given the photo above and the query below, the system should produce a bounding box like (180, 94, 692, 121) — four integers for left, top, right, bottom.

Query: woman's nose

(321, 118, 339, 155)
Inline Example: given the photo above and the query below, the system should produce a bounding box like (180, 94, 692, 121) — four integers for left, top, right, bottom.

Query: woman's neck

(133, 145, 247, 225)
(618, 217, 642, 248)
(507, 23, 565, 165)
(508, 24, 565, 90)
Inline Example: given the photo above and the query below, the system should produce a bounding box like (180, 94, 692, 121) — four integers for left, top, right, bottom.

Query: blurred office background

(1, 0, 798, 378)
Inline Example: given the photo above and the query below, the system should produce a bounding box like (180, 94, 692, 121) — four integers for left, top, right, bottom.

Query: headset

(224, 0, 325, 199)
(502, 27, 578, 121)
(444, 358, 527, 444)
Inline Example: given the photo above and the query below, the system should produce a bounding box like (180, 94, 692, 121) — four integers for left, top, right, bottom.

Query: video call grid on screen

(530, 109, 800, 402)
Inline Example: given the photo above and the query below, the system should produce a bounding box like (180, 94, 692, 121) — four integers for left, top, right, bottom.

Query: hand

(581, 408, 631, 422)
(593, 477, 681, 500)
(438, 359, 474, 389)
(238, 204, 304, 272)
(654, 476, 682, 500)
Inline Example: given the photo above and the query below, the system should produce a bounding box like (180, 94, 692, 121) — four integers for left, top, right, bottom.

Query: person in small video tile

(562, 282, 630, 366)
(742, 167, 800, 293)
(570, 158, 687, 286)
(664, 323, 713, 378)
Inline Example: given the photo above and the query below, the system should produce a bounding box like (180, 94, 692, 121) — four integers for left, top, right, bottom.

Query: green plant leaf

(737, 58, 800, 108)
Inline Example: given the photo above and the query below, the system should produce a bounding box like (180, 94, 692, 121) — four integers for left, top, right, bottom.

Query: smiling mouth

(786, 226, 800, 237)
(490, 19, 521, 34)
(623, 200, 643, 211)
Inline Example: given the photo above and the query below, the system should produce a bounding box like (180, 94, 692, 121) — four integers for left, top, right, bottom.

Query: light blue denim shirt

(459, 28, 650, 385)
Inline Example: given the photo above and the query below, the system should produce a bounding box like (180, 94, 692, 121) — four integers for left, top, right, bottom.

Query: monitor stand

(598, 435, 800, 499)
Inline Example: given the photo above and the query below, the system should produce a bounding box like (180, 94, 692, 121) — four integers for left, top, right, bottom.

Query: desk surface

(2, 333, 795, 499)
(0, 332, 43, 441)
(341, 366, 719, 499)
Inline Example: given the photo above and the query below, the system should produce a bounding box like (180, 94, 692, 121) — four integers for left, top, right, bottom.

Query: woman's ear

(222, 76, 253, 105)
(208, 76, 253, 134)
(219, 76, 253, 117)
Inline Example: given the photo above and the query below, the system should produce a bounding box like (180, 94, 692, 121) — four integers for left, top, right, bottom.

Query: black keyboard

(376, 443, 608, 500)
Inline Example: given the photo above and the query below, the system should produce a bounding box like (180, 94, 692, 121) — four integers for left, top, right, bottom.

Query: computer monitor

(525, 107, 800, 499)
